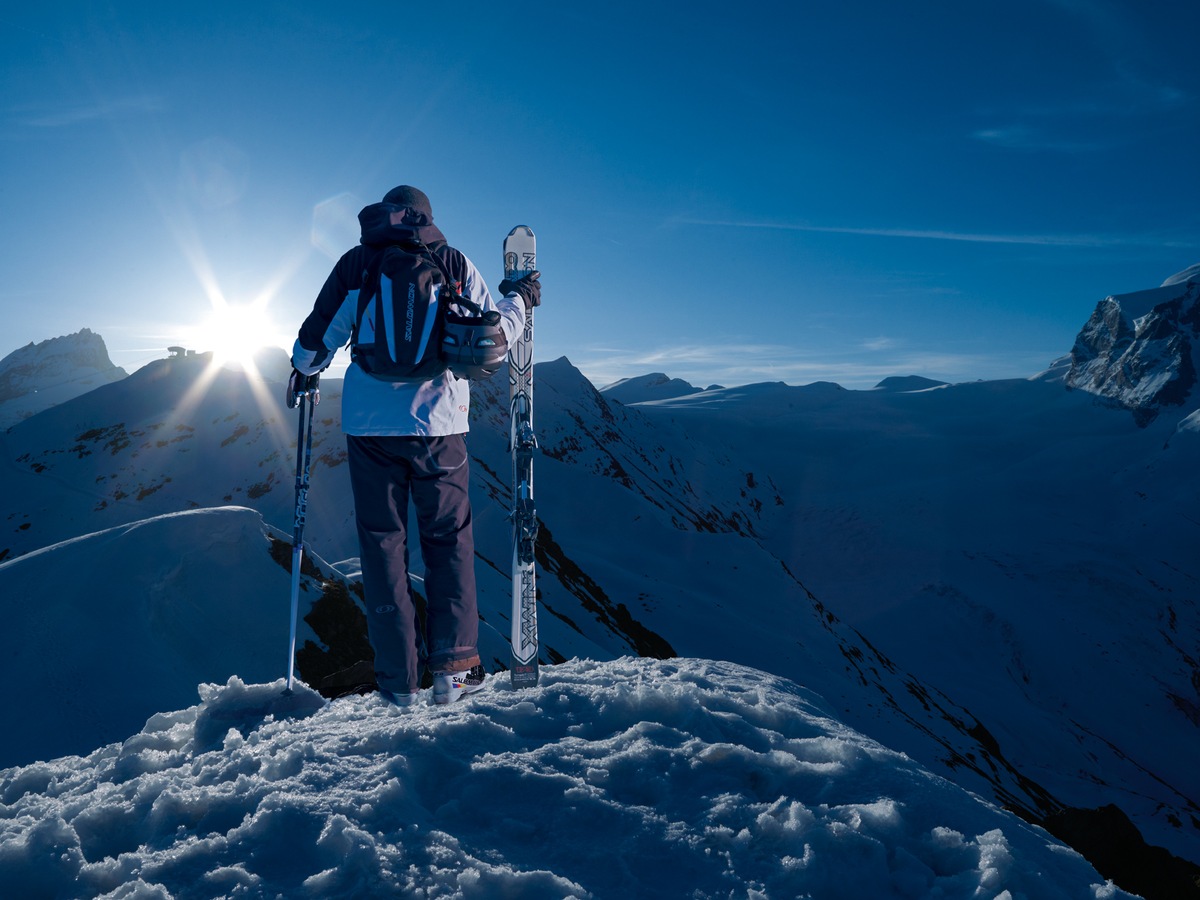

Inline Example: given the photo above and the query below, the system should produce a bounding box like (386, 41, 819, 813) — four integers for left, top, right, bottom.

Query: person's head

(383, 185, 433, 226)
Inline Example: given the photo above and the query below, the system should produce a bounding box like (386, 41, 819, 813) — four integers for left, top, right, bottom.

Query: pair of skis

(503, 225, 540, 689)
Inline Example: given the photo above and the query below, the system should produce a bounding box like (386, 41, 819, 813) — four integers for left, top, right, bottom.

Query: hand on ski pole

(499, 271, 542, 310)
(286, 368, 321, 408)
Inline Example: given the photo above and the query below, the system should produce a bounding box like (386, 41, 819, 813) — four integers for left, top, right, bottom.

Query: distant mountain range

(2, 264, 1198, 897)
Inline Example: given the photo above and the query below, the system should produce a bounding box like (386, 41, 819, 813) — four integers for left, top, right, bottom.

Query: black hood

(358, 202, 447, 248)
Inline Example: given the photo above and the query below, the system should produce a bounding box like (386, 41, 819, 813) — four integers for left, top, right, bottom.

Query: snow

(1176, 408, 1200, 436)
(2, 285, 1199, 896)
(599, 371, 704, 404)
(1101, 283, 1186, 324)
(1161, 262, 1200, 286)
(0, 507, 304, 765)
(0, 659, 1129, 899)
(0, 329, 126, 429)
(1067, 277, 1200, 416)
(872, 375, 949, 393)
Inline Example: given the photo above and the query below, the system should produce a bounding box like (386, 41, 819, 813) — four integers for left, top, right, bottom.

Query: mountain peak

(0, 329, 127, 428)
(1064, 277, 1200, 425)
(599, 372, 704, 404)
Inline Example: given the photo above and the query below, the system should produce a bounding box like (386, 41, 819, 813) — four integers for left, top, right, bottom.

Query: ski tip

(506, 224, 535, 239)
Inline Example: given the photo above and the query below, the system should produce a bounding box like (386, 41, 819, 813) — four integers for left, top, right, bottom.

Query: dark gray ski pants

(346, 434, 480, 695)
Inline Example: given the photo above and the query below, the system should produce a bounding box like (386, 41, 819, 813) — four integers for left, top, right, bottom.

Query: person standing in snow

(286, 185, 541, 706)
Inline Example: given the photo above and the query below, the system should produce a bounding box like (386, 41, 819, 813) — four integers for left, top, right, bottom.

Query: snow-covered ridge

(0, 659, 1133, 899)
(0, 329, 126, 429)
(599, 371, 710, 404)
(873, 374, 949, 392)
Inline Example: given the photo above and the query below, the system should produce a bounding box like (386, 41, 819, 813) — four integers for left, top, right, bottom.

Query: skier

(287, 185, 541, 706)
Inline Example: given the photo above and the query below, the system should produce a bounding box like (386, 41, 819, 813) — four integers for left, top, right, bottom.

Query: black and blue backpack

(352, 202, 507, 382)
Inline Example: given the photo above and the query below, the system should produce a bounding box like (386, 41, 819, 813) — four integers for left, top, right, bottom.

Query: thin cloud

(971, 126, 1110, 154)
(673, 216, 1138, 248)
(21, 95, 165, 128)
(862, 337, 898, 351)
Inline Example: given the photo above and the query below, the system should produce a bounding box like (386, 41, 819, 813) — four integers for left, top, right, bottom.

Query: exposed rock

(1065, 274, 1200, 425)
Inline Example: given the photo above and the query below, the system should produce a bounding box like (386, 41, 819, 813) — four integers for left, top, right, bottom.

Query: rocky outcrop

(1065, 271, 1200, 425)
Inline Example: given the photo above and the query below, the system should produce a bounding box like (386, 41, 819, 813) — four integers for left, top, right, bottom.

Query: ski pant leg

(407, 434, 480, 674)
(346, 435, 424, 695)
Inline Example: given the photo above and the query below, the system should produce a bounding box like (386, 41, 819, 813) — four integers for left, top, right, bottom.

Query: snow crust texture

(0, 659, 1127, 900)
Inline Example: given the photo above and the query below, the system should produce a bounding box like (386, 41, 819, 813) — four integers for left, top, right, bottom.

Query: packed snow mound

(0, 329, 126, 428)
(600, 371, 705, 404)
(0, 658, 1128, 900)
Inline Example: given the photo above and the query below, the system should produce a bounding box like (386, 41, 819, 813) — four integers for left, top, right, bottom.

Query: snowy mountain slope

(0, 506, 339, 765)
(598, 371, 708, 404)
(0, 353, 1140, 862)
(0, 352, 359, 566)
(459, 363, 1128, 846)
(0, 659, 1134, 900)
(0, 354, 695, 675)
(1, 273, 1198, 892)
(2, 354, 1197, 885)
(421, 349, 1194, 873)
(0, 352, 1097, 833)
(631, 374, 1200, 865)
(0, 329, 126, 429)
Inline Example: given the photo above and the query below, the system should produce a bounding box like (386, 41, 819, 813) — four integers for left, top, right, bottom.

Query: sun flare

(188, 300, 288, 371)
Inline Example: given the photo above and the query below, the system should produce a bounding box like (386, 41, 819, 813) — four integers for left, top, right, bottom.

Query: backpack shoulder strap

(427, 244, 483, 317)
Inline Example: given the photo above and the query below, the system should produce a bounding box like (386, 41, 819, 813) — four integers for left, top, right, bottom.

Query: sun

(189, 299, 289, 371)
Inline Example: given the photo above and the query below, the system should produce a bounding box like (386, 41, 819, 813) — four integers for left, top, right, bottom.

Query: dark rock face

(1065, 278, 1200, 425)
(1041, 804, 1200, 900)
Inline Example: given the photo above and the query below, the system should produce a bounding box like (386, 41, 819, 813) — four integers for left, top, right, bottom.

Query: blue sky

(3, 0, 1198, 389)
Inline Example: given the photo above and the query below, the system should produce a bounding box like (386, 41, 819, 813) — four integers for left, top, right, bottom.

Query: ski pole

(285, 385, 317, 694)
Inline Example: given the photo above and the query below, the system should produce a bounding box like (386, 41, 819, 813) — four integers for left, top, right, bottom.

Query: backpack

(351, 241, 447, 381)
(352, 239, 508, 382)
